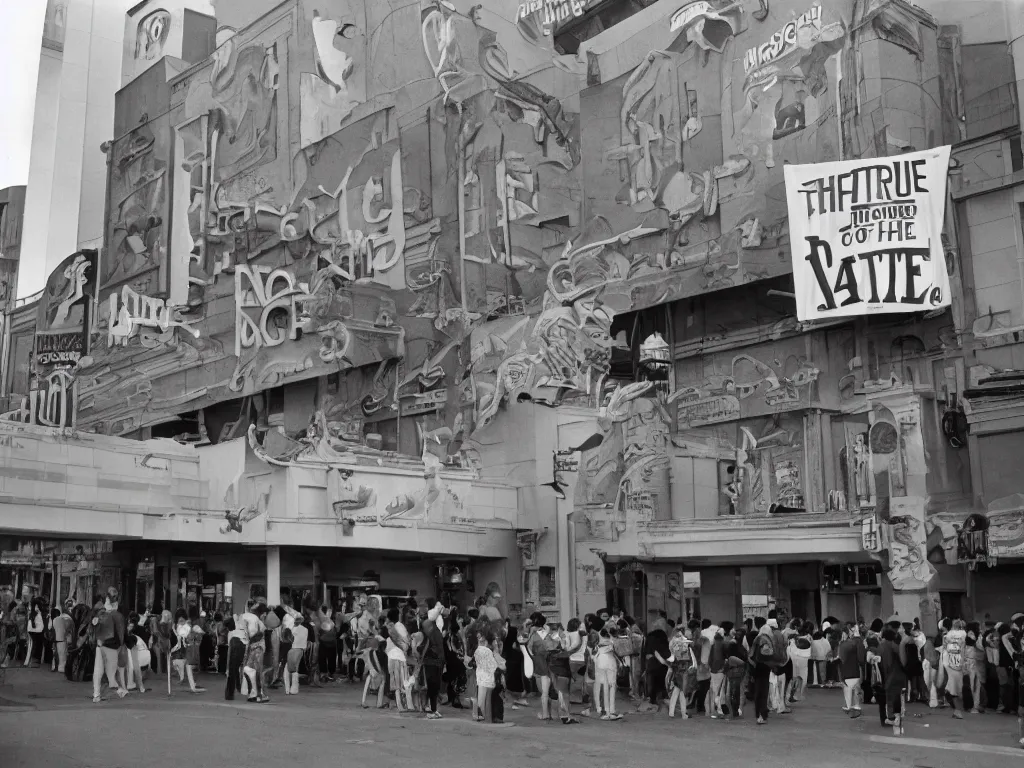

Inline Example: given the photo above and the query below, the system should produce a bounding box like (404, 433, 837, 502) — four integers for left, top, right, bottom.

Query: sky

(0, 3, 46, 191)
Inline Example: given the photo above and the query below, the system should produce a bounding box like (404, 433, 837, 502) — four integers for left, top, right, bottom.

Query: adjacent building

(2, 0, 1022, 629)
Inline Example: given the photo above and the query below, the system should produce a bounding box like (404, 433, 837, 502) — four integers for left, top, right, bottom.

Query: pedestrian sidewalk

(1, 665, 1020, 753)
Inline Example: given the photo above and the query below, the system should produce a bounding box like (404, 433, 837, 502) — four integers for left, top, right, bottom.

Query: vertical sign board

(783, 147, 952, 322)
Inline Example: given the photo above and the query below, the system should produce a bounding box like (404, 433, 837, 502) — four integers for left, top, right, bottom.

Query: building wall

(18, 25, 63, 298)
(18, 0, 126, 298)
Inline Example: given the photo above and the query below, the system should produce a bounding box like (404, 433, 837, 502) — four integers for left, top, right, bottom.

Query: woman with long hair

(443, 614, 466, 708)
(502, 618, 527, 708)
(26, 598, 45, 668)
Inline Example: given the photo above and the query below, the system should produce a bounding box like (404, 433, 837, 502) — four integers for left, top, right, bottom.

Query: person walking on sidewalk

(879, 625, 909, 733)
(92, 589, 128, 703)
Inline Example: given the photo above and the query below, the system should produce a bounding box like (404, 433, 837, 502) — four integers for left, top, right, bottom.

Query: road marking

(869, 735, 1024, 756)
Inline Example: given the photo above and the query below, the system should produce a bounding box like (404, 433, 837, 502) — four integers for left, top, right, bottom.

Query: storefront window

(539, 566, 557, 608)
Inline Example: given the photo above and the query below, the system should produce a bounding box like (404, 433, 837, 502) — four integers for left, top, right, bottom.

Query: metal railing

(14, 290, 43, 309)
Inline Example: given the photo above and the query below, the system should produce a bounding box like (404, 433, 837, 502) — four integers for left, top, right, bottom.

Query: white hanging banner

(784, 146, 952, 322)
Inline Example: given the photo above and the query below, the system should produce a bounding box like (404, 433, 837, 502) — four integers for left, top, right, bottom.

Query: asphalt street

(1, 667, 1021, 768)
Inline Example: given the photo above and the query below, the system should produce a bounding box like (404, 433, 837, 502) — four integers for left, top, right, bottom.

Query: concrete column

(266, 546, 281, 607)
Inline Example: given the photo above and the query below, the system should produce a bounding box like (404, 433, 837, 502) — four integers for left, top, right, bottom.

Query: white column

(266, 546, 280, 607)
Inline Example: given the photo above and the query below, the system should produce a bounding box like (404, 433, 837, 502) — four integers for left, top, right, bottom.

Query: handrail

(14, 290, 43, 309)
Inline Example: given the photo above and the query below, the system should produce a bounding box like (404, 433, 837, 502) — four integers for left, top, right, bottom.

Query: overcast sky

(0, 3, 45, 190)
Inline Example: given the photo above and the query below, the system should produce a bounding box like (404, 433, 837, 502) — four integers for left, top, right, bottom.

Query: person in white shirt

(941, 619, 967, 719)
(52, 605, 73, 673)
(384, 608, 410, 711)
(284, 615, 308, 695)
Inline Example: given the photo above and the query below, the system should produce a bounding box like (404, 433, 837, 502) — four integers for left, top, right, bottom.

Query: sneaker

(842, 707, 851, 713)
(969, 708, 982, 714)
(92, 695, 105, 703)
(952, 711, 964, 720)
(756, 716, 765, 724)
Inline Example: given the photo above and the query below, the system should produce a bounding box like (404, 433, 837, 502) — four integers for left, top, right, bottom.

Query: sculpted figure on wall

(300, 5, 367, 149)
(134, 9, 172, 62)
(104, 123, 168, 291)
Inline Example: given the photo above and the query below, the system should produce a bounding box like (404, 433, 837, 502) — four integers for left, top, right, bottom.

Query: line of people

(7, 587, 1023, 747)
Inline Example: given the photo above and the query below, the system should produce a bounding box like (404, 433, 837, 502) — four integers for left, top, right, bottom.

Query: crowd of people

(2, 588, 1023, 745)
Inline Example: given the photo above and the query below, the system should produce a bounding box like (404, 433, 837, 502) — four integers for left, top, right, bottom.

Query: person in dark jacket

(725, 627, 749, 719)
(420, 612, 446, 718)
(838, 625, 866, 717)
(878, 627, 909, 729)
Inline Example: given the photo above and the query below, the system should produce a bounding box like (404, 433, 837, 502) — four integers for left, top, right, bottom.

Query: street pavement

(1, 667, 1021, 767)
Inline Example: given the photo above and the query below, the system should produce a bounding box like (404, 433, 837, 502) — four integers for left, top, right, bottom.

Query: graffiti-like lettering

(0, 370, 76, 429)
(107, 286, 200, 347)
(743, 5, 821, 73)
(234, 265, 310, 357)
(515, 0, 590, 33)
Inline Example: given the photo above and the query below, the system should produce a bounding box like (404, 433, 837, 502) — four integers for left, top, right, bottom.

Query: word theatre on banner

(783, 146, 952, 322)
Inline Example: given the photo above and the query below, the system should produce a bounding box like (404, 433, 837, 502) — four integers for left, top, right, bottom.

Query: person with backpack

(941, 618, 968, 718)
(750, 616, 775, 724)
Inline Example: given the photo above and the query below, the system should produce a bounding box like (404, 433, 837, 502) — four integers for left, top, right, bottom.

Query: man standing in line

(240, 601, 270, 703)
(839, 624, 866, 717)
(750, 616, 774, 724)
(92, 588, 127, 703)
(52, 600, 74, 674)
(421, 610, 446, 719)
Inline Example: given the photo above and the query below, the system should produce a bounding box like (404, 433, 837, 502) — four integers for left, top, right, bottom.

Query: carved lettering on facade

(107, 286, 199, 347)
(0, 370, 76, 429)
(234, 265, 309, 357)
